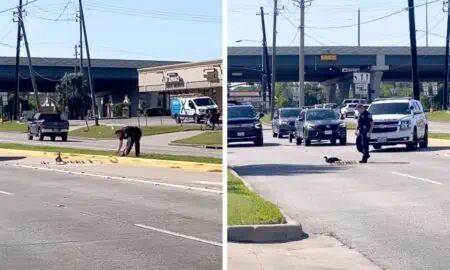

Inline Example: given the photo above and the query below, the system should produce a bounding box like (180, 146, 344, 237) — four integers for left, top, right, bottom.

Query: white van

(171, 95, 218, 123)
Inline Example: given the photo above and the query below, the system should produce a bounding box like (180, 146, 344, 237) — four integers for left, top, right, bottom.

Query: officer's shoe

(359, 160, 367, 164)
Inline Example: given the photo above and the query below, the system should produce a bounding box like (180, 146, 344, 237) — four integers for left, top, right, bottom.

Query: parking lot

(228, 128, 450, 269)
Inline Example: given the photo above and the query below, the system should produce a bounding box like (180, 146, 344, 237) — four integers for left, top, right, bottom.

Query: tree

(55, 73, 91, 120)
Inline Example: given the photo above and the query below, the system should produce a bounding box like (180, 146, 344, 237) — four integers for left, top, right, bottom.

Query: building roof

(228, 46, 447, 56)
(0, 57, 183, 69)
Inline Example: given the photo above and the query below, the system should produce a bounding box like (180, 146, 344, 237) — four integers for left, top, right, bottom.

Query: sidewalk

(228, 234, 380, 270)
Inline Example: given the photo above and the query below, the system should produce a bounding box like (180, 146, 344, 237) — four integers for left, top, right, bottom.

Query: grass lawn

(0, 143, 222, 164)
(261, 113, 271, 125)
(0, 121, 27, 133)
(69, 125, 203, 139)
(172, 131, 222, 146)
(228, 171, 285, 226)
(426, 111, 450, 122)
(430, 133, 450, 140)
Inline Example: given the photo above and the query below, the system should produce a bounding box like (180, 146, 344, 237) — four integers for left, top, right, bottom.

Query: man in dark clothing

(115, 126, 142, 157)
(356, 104, 374, 163)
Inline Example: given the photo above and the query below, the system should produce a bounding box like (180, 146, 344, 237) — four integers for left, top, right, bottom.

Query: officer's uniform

(357, 110, 373, 162)
(118, 126, 142, 157)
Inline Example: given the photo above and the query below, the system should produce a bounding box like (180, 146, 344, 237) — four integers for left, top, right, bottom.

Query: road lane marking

(0, 190, 13, 195)
(391, 172, 443, 185)
(194, 181, 222, 186)
(134, 224, 222, 247)
(13, 164, 222, 195)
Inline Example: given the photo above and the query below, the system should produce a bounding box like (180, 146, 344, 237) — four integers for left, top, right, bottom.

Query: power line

(0, 0, 39, 14)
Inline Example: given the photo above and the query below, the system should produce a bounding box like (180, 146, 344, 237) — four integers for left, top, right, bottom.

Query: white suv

(367, 98, 428, 150)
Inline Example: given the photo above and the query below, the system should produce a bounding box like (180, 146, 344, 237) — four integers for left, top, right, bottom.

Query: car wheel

(330, 138, 337, 145)
(305, 139, 311, 146)
(339, 138, 347, 145)
(27, 129, 33, 140)
(61, 133, 68, 142)
(193, 114, 200, 124)
(419, 128, 428, 148)
(373, 144, 382, 150)
(175, 115, 181, 124)
(38, 129, 44, 141)
(295, 137, 302, 145)
(277, 131, 283, 139)
(406, 129, 418, 151)
(254, 136, 264, 146)
(51, 136, 56, 141)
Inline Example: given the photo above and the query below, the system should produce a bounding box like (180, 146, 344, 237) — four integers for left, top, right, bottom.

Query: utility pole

(259, 7, 271, 113)
(13, 0, 23, 121)
(358, 8, 361, 47)
(20, 19, 41, 112)
(270, 0, 278, 120)
(426, 0, 429, 47)
(74, 44, 78, 73)
(295, 0, 311, 108)
(77, 8, 83, 74)
(408, 0, 421, 101)
(79, 0, 99, 126)
(444, 0, 450, 110)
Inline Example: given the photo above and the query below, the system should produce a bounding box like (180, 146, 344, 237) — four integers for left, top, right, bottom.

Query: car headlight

(255, 122, 262, 129)
(340, 122, 346, 128)
(199, 109, 206, 113)
(400, 120, 411, 130)
(307, 123, 316, 129)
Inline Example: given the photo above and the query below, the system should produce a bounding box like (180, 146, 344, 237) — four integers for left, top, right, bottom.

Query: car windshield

(349, 104, 357, 108)
(39, 114, 61, 121)
(228, 106, 257, 119)
(280, 109, 301, 118)
(306, 110, 339, 121)
(369, 102, 410, 115)
(194, 98, 214, 106)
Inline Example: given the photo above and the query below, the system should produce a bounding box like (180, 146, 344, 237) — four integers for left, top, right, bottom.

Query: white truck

(170, 95, 218, 123)
(367, 98, 428, 150)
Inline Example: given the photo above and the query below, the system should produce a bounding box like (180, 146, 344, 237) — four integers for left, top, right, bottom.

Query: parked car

(354, 104, 370, 119)
(368, 98, 428, 150)
(342, 99, 366, 107)
(27, 113, 69, 141)
(272, 107, 302, 138)
(290, 108, 347, 146)
(228, 105, 264, 146)
(171, 95, 218, 123)
(341, 103, 358, 118)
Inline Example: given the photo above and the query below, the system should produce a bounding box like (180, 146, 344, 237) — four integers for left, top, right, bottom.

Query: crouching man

(115, 126, 142, 157)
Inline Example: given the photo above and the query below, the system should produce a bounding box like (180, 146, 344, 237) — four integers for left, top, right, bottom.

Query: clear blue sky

(229, 0, 448, 47)
(0, 0, 222, 61)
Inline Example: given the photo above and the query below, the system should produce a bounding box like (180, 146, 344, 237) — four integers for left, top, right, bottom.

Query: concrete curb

(0, 148, 222, 173)
(227, 169, 304, 243)
(168, 142, 222, 150)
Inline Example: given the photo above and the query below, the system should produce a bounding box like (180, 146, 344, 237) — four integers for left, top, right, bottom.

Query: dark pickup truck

(27, 113, 70, 141)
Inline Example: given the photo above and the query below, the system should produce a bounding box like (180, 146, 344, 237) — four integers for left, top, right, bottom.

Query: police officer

(356, 104, 374, 163)
(115, 126, 142, 157)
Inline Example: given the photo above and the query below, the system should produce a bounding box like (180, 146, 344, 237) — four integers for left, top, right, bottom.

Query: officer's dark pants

(124, 129, 142, 157)
(360, 132, 370, 160)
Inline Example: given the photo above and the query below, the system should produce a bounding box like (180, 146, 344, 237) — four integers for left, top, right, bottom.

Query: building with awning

(138, 59, 222, 115)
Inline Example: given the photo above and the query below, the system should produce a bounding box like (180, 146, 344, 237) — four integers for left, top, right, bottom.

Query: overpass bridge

(0, 57, 181, 116)
(228, 46, 447, 101)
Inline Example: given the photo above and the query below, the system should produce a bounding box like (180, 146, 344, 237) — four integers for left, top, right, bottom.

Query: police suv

(368, 98, 428, 150)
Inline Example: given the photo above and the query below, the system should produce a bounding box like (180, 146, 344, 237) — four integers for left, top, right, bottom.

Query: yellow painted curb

(429, 138, 450, 146)
(0, 148, 222, 173)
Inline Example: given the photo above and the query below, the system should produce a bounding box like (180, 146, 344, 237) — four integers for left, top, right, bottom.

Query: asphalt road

(0, 159, 222, 269)
(0, 131, 221, 158)
(229, 129, 450, 270)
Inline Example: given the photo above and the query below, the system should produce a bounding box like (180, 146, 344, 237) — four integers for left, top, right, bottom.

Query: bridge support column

(326, 83, 337, 103)
(338, 80, 352, 102)
(370, 71, 384, 101)
(130, 87, 139, 117)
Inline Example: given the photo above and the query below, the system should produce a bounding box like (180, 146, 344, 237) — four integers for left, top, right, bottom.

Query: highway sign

(355, 84, 368, 95)
(432, 82, 438, 95)
(422, 82, 430, 96)
(353, 72, 371, 84)
(1, 95, 7, 106)
(342, 68, 360, 73)
(320, 54, 337, 61)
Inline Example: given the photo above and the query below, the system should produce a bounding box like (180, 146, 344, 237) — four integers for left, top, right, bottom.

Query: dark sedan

(272, 107, 302, 138)
(228, 105, 264, 146)
(290, 108, 347, 146)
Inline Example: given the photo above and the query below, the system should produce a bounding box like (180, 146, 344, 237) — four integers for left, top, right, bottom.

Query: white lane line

(194, 181, 222, 186)
(13, 164, 222, 195)
(0, 190, 13, 195)
(134, 223, 222, 247)
(391, 171, 443, 185)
